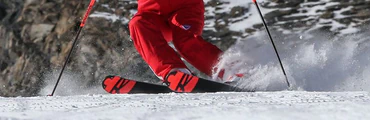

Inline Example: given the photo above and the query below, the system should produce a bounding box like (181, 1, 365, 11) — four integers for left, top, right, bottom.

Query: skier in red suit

(129, 0, 223, 81)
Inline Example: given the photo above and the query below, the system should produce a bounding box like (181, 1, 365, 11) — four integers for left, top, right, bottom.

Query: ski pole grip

(252, 0, 257, 3)
(80, 0, 96, 27)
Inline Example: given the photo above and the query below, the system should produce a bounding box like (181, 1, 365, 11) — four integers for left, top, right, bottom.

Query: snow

(213, 28, 370, 92)
(333, 6, 353, 19)
(228, 0, 275, 32)
(0, 92, 369, 120)
(203, 0, 273, 33)
(89, 12, 128, 23)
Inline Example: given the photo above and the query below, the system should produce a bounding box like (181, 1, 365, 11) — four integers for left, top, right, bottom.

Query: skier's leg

(129, 12, 188, 80)
(169, 2, 223, 76)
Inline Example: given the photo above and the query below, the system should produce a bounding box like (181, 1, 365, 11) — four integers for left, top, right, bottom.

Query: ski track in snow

(1, 92, 369, 120)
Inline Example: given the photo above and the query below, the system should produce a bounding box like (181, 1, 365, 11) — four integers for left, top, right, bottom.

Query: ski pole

(252, 0, 291, 88)
(49, 0, 96, 96)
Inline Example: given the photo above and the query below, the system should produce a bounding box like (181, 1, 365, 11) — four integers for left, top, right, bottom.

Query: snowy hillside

(1, 92, 370, 120)
(90, 0, 369, 40)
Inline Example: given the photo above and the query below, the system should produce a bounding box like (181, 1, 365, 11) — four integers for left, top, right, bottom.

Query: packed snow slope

(1, 91, 370, 120)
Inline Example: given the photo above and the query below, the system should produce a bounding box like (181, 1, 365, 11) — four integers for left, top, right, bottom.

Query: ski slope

(1, 91, 369, 120)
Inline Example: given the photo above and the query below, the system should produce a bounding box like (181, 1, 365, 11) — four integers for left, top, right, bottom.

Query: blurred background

(0, 0, 369, 97)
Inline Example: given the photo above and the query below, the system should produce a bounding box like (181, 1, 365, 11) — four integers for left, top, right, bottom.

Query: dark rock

(253, 23, 264, 29)
(230, 6, 248, 18)
(245, 28, 256, 33)
(320, 11, 334, 19)
(326, 5, 342, 11)
(355, 9, 370, 19)
(0, 61, 7, 71)
(278, 15, 307, 22)
(264, 9, 297, 23)
(266, 0, 304, 8)
(205, 0, 224, 7)
(0, 2, 6, 20)
(341, 9, 357, 16)
(337, 17, 353, 25)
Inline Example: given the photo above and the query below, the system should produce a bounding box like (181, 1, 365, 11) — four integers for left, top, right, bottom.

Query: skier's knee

(128, 16, 143, 29)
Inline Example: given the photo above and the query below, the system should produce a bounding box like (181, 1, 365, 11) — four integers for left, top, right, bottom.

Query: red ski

(102, 71, 253, 94)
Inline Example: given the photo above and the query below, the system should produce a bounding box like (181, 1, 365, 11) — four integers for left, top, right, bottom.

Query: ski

(102, 71, 253, 94)
(102, 76, 172, 94)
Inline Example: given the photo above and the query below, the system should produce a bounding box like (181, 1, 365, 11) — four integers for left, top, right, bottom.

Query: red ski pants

(129, 0, 222, 80)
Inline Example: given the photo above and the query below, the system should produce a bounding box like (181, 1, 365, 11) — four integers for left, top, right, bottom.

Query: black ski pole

(49, 0, 96, 96)
(252, 0, 291, 88)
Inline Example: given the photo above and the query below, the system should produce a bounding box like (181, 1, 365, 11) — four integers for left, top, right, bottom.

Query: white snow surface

(1, 92, 370, 120)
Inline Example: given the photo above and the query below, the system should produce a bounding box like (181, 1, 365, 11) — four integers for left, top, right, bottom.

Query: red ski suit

(129, 0, 222, 80)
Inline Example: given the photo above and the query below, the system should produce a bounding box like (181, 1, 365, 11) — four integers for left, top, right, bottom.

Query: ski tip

(252, 0, 256, 3)
(102, 75, 114, 89)
(102, 75, 137, 94)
